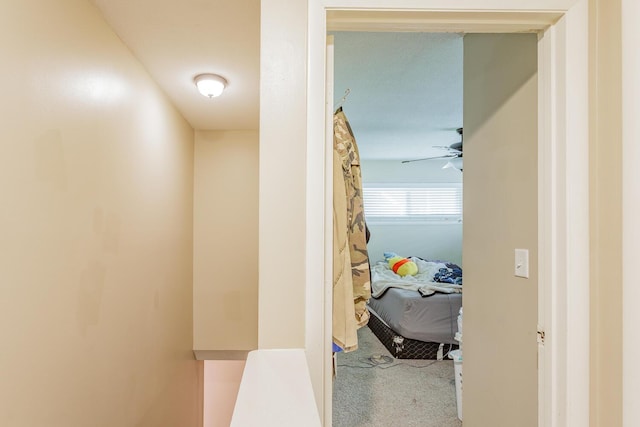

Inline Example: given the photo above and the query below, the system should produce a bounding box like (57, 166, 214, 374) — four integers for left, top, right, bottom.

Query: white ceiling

(332, 32, 463, 160)
(91, 0, 260, 131)
(90, 3, 462, 159)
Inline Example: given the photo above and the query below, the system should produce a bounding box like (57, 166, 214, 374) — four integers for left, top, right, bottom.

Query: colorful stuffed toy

(384, 252, 418, 277)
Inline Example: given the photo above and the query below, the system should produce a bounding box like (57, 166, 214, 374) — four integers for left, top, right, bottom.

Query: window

(362, 183, 462, 223)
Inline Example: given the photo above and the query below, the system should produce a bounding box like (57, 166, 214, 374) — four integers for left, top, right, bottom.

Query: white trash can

(449, 349, 463, 420)
(454, 331, 463, 353)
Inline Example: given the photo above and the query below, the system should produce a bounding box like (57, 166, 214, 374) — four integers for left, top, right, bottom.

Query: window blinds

(363, 184, 462, 222)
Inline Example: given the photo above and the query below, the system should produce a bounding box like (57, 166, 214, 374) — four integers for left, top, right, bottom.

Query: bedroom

(331, 31, 464, 426)
(331, 30, 538, 426)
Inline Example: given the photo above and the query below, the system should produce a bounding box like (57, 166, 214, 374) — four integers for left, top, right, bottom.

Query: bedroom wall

(0, 1, 201, 426)
(462, 33, 538, 426)
(361, 159, 463, 264)
(193, 130, 259, 352)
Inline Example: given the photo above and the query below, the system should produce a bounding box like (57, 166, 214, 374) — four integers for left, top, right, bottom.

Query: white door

(462, 33, 539, 426)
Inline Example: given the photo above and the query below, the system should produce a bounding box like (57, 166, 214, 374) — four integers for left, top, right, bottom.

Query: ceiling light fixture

(194, 73, 227, 98)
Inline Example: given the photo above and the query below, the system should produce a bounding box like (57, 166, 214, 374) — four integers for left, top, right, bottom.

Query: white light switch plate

(515, 249, 529, 278)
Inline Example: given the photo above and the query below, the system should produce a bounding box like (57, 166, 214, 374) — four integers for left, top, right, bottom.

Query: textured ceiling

(332, 32, 463, 160)
(91, 0, 260, 131)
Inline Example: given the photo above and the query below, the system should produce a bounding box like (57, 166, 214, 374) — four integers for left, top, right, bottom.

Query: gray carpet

(333, 326, 462, 427)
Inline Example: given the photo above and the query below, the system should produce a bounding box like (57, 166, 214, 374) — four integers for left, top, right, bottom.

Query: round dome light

(194, 74, 227, 98)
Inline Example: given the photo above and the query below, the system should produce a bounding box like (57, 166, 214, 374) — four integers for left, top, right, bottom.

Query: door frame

(305, 1, 589, 426)
(622, 1, 640, 425)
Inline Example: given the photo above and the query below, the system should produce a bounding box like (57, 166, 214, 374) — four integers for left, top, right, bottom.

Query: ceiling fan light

(443, 157, 463, 171)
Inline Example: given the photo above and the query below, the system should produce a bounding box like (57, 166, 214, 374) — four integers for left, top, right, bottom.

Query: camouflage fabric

(333, 107, 371, 329)
(332, 149, 358, 353)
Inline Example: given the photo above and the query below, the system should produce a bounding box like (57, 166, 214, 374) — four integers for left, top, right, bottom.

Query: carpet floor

(333, 326, 462, 427)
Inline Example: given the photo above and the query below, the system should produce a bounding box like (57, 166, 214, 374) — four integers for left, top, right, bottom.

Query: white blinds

(363, 184, 462, 221)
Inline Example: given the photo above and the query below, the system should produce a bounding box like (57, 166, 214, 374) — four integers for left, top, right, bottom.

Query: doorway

(330, 31, 465, 426)
(301, 4, 590, 427)
(329, 30, 538, 426)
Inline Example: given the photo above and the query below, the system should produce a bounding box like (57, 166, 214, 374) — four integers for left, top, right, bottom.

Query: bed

(366, 257, 462, 359)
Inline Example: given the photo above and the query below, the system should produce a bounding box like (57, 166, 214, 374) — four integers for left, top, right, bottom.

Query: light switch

(515, 249, 529, 278)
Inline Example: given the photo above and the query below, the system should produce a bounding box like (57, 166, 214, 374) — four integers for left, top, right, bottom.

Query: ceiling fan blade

(401, 154, 457, 164)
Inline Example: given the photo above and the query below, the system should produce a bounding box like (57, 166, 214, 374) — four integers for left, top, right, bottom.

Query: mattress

(367, 288, 462, 344)
(367, 308, 458, 359)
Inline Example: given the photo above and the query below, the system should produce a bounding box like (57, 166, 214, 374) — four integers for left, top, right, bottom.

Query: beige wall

(0, 1, 201, 426)
(589, 0, 623, 425)
(193, 131, 259, 351)
(203, 361, 245, 427)
(463, 33, 538, 426)
(259, 0, 308, 349)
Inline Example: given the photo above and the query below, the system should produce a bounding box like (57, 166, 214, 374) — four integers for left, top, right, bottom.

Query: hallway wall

(203, 360, 245, 427)
(194, 130, 259, 352)
(0, 1, 201, 425)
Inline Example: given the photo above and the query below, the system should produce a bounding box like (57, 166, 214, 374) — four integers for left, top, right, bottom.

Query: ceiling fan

(401, 127, 463, 171)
